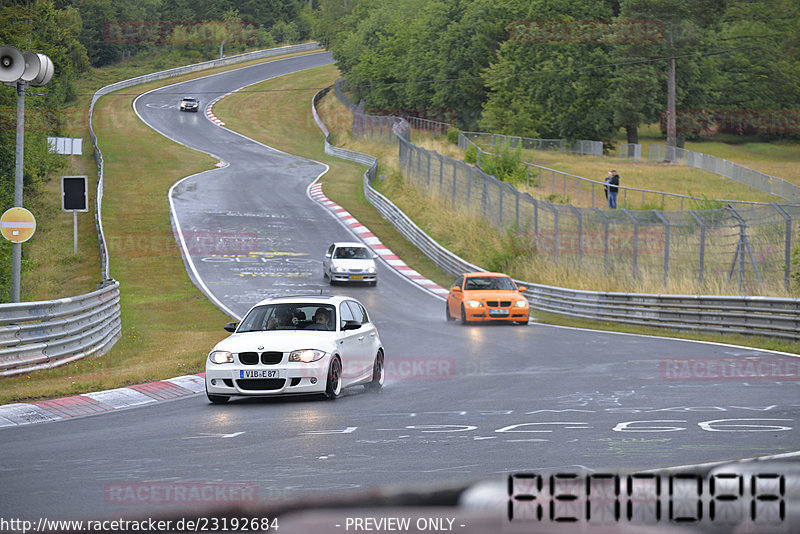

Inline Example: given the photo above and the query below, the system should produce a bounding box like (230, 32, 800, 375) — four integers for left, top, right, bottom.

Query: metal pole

(772, 204, 791, 292)
(11, 81, 26, 303)
(687, 211, 706, 287)
(73, 211, 78, 254)
(653, 211, 670, 287)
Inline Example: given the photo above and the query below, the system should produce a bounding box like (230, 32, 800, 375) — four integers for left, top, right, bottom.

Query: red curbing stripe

(33, 395, 109, 418)
(129, 381, 194, 401)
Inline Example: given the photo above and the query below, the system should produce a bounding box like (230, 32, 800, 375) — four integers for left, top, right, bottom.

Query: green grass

(0, 50, 319, 405)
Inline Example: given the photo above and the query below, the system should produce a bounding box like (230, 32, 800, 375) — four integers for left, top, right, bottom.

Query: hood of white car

(213, 330, 338, 354)
(330, 258, 376, 270)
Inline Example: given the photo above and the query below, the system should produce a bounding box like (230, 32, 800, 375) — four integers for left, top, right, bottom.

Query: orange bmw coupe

(446, 272, 529, 325)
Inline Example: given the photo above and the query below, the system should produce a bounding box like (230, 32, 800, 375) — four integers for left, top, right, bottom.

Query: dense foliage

(313, 0, 800, 142)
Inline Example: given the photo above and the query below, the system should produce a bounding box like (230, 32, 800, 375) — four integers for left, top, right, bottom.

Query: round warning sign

(1, 207, 36, 243)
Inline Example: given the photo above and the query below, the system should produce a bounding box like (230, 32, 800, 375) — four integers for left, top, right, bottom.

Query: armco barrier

(0, 281, 121, 376)
(313, 87, 800, 342)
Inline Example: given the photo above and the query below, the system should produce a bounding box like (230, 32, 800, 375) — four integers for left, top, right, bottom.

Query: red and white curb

(308, 183, 449, 297)
(0, 374, 206, 427)
(205, 90, 238, 126)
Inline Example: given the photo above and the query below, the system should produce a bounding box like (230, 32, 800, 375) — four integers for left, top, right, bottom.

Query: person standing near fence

(605, 170, 620, 209)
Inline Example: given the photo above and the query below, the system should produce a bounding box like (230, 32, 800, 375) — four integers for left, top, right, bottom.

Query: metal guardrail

(314, 86, 800, 342)
(0, 282, 121, 376)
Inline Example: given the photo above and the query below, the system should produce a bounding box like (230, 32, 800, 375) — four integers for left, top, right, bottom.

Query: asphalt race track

(1, 51, 798, 523)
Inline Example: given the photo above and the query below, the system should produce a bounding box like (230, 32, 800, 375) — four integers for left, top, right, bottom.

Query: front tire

(446, 301, 455, 321)
(460, 304, 468, 325)
(365, 351, 384, 392)
(325, 357, 342, 399)
(206, 384, 229, 404)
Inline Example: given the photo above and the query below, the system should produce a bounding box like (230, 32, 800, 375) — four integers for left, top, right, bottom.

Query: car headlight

(209, 350, 233, 364)
(334, 266, 347, 273)
(289, 349, 326, 363)
(366, 266, 376, 274)
(466, 300, 483, 308)
(515, 300, 528, 307)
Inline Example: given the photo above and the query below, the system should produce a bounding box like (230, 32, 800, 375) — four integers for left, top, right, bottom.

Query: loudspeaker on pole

(0, 45, 25, 82)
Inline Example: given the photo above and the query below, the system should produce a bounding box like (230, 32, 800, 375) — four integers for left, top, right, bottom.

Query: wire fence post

(689, 210, 706, 287)
(653, 211, 670, 287)
(568, 205, 583, 266)
(594, 209, 610, 270)
(622, 209, 639, 279)
(466, 165, 472, 207)
(452, 159, 457, 209)
(726, 206, 762, 291)
(771, 203, 792, 292)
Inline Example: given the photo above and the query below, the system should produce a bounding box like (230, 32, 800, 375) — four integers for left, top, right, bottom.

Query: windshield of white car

(333, 246, 370, 259)
(237, 304, 337, 332)
(464, 276, 516, 291)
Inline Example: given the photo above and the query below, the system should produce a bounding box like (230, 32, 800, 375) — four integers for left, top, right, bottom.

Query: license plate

(489, 309, 509, 316)
(240, 369, 281, 379)
(350, 275, 364, 280)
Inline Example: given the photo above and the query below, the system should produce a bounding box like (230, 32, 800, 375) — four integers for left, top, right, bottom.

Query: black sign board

(62, 176, 88, 212)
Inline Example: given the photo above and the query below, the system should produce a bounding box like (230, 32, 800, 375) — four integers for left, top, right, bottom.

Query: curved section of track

(0, 52, 797, 521)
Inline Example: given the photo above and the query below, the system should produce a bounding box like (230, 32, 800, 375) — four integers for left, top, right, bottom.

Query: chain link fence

(649, 145, 800, 203)
(332, 80, 800, 292)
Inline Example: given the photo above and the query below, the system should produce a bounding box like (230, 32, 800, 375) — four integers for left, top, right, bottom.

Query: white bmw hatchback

(205, 295, 384, 403)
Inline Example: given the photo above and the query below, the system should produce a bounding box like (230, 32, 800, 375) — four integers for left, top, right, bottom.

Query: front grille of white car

(238, 351, 283, 365)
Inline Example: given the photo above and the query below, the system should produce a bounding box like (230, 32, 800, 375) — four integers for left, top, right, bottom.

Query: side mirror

(517, 286, 527, 293)
(224, 322, 238, 332)
(342, 320, 361, 331)
(451, 286, 462, 293)
(372, 254, 379, 259)
(325, 253, 331, 258)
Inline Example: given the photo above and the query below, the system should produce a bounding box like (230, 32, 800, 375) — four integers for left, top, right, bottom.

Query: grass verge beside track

(0, 50, 319, 405)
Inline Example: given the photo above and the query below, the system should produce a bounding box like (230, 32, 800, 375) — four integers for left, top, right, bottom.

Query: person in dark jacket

(605, 170, 620, 208)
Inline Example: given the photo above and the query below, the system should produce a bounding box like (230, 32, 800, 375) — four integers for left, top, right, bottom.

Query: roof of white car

(331, 242, 368, 248)
(251, 294, 354, 307)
